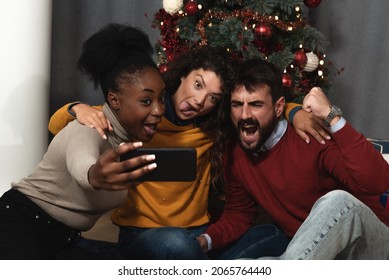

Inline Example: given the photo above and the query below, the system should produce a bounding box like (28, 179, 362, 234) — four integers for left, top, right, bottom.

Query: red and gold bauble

(184, 1, 199, 15)
(303, 0, 322, 8)
(254, 23, 273, 39)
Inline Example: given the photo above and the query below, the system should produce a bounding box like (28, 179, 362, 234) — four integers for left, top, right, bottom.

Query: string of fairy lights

(154, 0, 331, 102)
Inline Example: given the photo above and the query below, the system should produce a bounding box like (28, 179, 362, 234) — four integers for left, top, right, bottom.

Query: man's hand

(197, 235, 209, 253)
(302, 87, 332, 118)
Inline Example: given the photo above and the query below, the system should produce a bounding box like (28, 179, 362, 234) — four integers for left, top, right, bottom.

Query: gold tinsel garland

(196, 9, 307, 46)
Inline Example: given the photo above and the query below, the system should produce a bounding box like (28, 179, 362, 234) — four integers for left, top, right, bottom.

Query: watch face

(333, 106, 342, 115)
(323, 105, 342, 127)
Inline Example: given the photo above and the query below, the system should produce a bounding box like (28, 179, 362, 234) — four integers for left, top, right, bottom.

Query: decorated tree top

(153, 0, 331, 103)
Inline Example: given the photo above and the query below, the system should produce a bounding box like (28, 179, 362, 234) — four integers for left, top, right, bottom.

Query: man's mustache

(237, 118, 260, 129)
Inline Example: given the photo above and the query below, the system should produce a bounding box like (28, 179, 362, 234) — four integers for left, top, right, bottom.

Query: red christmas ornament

(282, 73, 293, 88)
(304, 0, 322, 8)
(159, 64, 168, 73)
(254, 23, 273, 39)
(184, 1, 199, 16)
(294, 50, 307, 67)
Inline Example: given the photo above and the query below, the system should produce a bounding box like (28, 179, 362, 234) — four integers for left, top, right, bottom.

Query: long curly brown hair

(162, 46, 237, 194)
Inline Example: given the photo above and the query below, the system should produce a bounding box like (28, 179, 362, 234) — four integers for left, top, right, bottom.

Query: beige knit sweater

(12, 104, 128, 231)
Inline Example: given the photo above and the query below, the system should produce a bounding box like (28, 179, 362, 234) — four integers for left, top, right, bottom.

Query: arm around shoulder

(48, 103, 78, 135)
(284, 102, 301, 123)
(48, 102, 104, 136)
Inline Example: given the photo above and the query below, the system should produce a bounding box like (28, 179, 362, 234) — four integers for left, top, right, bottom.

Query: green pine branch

(154, 0, 335, 103)
(268, 47, 295, 70)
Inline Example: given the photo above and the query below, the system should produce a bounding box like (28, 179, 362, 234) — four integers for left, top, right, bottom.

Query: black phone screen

(120, 147, 197, 181)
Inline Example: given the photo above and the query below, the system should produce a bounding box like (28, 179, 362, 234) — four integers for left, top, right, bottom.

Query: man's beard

(236, 114, 278, 153)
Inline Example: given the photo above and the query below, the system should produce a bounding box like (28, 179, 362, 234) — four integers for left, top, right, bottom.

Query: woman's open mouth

(144, 123, 158, 137)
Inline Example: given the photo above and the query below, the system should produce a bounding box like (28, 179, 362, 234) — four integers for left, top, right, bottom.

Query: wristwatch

(323, 105, 342, 127)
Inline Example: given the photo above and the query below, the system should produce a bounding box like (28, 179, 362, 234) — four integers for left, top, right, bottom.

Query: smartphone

(120, 147, 197, 181)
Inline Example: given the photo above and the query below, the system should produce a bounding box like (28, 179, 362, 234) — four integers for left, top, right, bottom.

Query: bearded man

(199, 59, 389, 259)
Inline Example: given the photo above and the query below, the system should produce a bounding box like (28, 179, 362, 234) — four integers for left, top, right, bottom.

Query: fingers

(100, 160, 157, 190)
(99, 142, 144, 167)
(85, 111, 110, 139)
(296, 127, 329, 145)
(293, 107, 331, 145)
(89, 142, 158, 191)
(116, 142, 157, 174)
(73, 104, 110, 139)
(121, 154, 156, 171)
(116, 161, 157, 184)
(107, 119, 113, 132)
(306, 127, 326, 144)
(115, 142, 143, 157)
(300, 121, 331, 145)
(197, 235, 208, 252)
(295, 130, 311, 144)
(303, 87, 331, 118)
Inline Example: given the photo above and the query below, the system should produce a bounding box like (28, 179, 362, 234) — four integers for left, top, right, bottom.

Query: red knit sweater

(205, 122, 389, 249)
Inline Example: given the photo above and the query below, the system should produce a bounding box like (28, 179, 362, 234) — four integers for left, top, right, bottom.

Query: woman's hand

(88, 142, 157, 190)
(293, 107, 331, 144)
(72, 103, 113, 139)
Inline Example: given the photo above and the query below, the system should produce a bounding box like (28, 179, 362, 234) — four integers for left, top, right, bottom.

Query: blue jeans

(259, 190, 389, 260)
(117, 224, 289, 260)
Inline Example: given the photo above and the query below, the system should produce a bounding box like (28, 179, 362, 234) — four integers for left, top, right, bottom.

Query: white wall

(0, 0, 52, 194)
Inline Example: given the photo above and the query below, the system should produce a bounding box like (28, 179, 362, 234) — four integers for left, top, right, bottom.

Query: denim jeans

(117, 224, 289, 260)
(209, 224, 290, 259)
(260, 190, 389, 260)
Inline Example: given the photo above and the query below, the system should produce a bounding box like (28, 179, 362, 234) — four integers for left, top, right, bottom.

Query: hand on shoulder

(72, 103, 113, 139)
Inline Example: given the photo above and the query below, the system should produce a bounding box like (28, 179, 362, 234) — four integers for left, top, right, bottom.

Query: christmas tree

(153, 0, 331, 103)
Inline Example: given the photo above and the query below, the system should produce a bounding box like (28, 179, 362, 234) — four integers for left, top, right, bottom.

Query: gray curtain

(310, 0, 389, 139)
(50, 0, 389, 139)
(50, 0, 162, 117)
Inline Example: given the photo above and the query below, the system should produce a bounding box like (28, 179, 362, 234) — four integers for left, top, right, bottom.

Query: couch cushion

(368, 139, 389, 213)
(368, 138, 389, 153)
(383, 154, 389, 164)
(368, 138, 389, 163)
